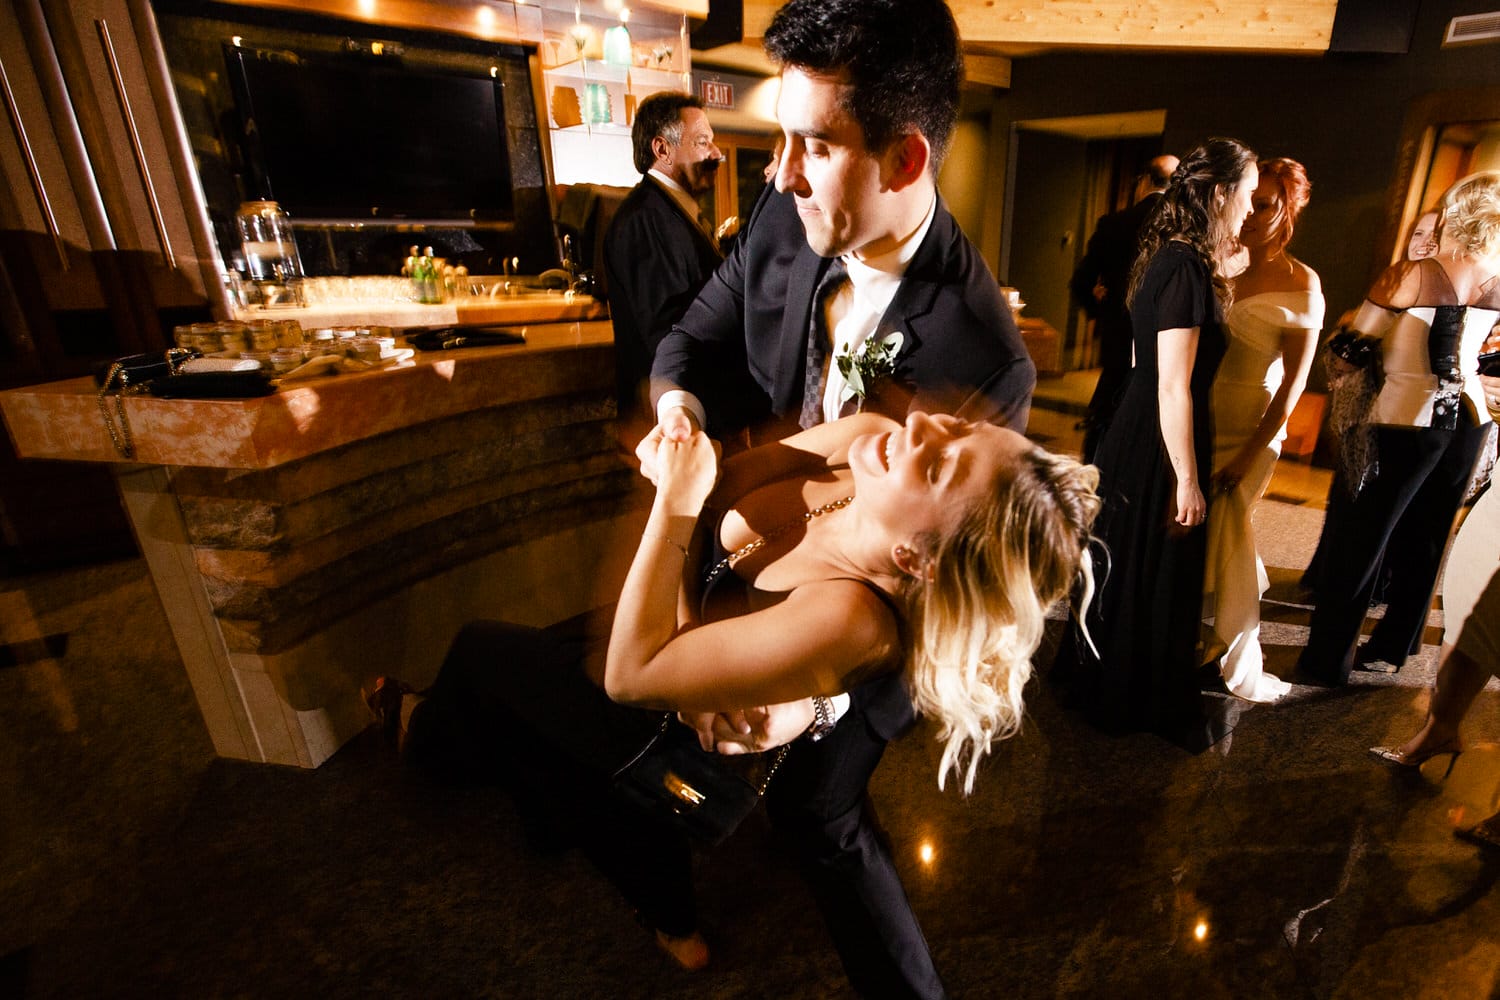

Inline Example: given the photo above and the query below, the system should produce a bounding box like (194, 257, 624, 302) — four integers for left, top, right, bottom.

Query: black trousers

(1299, 422, 1486, 682)
(767, 672, 947, 1000)
(403, 621, 697, 937)
(408, 622, 945, 997)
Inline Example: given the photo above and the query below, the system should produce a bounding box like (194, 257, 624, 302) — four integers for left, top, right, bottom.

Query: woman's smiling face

(850, 412, 1029, 544)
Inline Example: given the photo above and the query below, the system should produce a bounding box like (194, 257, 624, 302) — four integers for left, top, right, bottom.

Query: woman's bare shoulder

(1286, 256, 1321, 293)
(1366, 258, 1422, 309)
(789, 578, 902, 661)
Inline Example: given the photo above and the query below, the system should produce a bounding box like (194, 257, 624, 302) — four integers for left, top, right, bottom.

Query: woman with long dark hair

(1057, 137, 1258, 751)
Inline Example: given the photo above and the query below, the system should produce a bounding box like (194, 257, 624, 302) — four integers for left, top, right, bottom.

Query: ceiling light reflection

(1193, 918, 1209, 943)
(918, 841, 935, 865)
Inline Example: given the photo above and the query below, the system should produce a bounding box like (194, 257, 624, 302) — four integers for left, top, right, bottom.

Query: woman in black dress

(1058, 138, 1258, 751)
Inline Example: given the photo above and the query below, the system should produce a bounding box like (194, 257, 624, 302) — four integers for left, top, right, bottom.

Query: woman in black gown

(1058, 138, 1259, 752)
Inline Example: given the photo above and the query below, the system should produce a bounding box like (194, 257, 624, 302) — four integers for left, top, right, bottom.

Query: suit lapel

(645, 175, 722, 260)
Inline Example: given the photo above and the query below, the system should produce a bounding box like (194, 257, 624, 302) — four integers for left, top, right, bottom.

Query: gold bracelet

(641, 531, 689, 559)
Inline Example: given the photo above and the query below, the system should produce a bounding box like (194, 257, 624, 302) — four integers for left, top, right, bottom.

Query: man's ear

(886, 133, 931, 191)
(892, 543, 931, 581)
(651, 134, 673, 167)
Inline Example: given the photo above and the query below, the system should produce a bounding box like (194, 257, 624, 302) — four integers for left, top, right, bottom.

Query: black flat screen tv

(225, 43, 516, 224)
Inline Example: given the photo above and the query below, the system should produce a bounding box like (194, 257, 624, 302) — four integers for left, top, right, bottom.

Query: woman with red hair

(1203, 157, 1325, 701)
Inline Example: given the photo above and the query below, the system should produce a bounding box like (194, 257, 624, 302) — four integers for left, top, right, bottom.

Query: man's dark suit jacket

(651, 187, 1036, 442)
(603, 175, 722, 424)
(1068, 192, 1162, 369)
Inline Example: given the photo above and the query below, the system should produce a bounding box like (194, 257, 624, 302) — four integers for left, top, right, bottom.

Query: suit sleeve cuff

(657, 390, 706, 430)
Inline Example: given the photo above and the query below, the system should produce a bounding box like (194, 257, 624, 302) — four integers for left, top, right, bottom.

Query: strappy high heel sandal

(1368, 741, 1463, 779)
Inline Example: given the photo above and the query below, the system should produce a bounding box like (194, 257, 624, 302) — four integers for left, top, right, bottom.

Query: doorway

(1003, 111, 1167, 371)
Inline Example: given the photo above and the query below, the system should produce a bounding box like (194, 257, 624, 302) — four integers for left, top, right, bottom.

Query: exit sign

(700, 79, 734, 109)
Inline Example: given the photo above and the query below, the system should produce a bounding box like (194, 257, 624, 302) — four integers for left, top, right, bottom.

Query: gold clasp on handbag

(662, 771, 705, 809)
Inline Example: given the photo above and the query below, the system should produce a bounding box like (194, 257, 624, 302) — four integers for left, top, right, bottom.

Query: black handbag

(95, 348, 201, 459)
(611, 715, 789, 846)
(1325, 326, 1378, 367)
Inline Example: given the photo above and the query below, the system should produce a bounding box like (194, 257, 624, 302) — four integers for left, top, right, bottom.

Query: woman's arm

(607, 578, 898, 712)
(1215, 326, 1319, 489)
(606, 430, 899, 712)
(1157, 326, 1205, 528)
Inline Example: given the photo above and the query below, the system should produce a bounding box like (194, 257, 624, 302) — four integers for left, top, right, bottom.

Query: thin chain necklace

(703, 495, 855, 587)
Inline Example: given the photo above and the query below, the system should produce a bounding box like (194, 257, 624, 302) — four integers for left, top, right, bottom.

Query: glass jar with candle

(236, 201, 305, 285)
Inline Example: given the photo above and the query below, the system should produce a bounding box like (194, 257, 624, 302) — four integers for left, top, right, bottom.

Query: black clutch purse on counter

(96, 348, 273, 459)
(145, 371, 275, 399)
(611, 715, 789, 846)
(407, 326, 526, 352)
(93, 347, 200, 388)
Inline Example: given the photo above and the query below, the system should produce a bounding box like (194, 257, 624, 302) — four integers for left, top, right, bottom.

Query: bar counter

(1, 321, 642, 767)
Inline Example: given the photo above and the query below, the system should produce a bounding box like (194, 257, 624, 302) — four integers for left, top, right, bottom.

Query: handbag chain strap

(756, 743, 791, 795)
(96, 361, 137, 460)
(95, 348, 196, 460)
(702, 494, 854, 588)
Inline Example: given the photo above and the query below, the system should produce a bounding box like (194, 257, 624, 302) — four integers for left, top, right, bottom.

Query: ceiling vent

(1444, 11, 1500, 45)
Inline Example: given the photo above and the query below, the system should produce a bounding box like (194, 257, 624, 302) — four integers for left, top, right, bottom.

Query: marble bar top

(0, 320, 614, 470)
(234, 291, 605, 330)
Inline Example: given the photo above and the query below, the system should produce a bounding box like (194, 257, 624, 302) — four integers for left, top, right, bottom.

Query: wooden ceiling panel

(742, 0, 1340, 55)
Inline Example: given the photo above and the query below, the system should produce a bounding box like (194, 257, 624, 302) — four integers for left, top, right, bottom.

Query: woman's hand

(1212, 449, 1254, 496)
(1480, 372, 1500, 421)
(1172, 477, 1206, 530)
(653, 429, 720, 515)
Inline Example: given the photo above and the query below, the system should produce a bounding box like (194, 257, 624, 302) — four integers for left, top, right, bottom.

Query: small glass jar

(189, 322, 221, 355)
(172, 324, 196, 350)
(240, 350, 271, 369)
(308, 328, 340, 356)
(216, 321, 251, 355)
(275, 320, 303, 349)
(346, 336, 382, 363)
(268, 348, 303, 373)
(247, 324, 279, 352)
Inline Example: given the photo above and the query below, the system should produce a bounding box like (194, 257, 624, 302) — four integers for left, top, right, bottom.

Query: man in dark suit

(1068, 154, 1179, 460)
(603, 92, 724, 430)
(638, 2, 1034, 997)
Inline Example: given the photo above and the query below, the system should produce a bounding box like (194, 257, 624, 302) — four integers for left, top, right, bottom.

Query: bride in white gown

(1205, 158, 1325, 702)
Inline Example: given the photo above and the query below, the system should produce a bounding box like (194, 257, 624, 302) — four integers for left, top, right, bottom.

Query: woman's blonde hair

(904, 446, 1101, 794)
(1439, 170, 1500, 258)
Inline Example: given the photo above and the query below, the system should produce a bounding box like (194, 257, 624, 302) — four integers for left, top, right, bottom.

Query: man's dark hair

(763, 0, 963, 170)
(631, 91, 704, 174)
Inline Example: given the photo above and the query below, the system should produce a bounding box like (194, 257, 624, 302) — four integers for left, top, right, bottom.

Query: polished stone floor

(2, 374, 1497, 998)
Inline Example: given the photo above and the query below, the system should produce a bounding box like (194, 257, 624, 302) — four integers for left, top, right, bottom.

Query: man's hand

(634, 406, 700, 483)
(677, 700, 818, 755)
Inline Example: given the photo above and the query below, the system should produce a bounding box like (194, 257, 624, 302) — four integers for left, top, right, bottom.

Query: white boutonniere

(836, 330, 904, 410)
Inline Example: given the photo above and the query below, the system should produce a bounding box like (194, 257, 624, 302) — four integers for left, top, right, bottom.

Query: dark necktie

(799, 257, 849, 429)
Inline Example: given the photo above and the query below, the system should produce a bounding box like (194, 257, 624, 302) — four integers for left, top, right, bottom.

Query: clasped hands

(678, 699, 817, 755)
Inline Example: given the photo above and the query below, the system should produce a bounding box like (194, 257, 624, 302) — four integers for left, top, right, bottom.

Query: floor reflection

(2, 373, 1497, 998)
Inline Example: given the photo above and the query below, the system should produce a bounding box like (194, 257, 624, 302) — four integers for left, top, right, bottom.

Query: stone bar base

(4, 323, 638, 767)
(122, 457, 640, 767)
